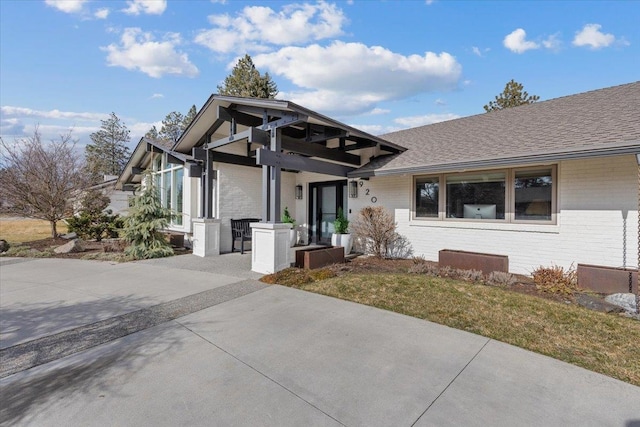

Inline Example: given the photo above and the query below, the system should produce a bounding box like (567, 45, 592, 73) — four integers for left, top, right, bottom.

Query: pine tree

(183, 105, 197, 131)
(158, 111, 185, 142)
(86, 112, 131, 182)
(217, 54, 278, 99)
(145, 125, 159, 139)
(483, 79, 540, 112)
(121, 172, 174, 259)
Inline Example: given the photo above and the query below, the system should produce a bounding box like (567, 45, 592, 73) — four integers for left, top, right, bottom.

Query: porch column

(251, 222, 292, 274)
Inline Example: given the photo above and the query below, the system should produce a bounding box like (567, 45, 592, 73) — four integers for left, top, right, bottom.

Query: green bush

(333, 207, 349, 234)
(67, 189, 123, 241)
(121, 173, 174, 259)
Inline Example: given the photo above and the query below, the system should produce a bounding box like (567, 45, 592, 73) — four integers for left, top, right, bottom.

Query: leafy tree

(121, 172, 174, 259)
(217, 54, 278, 99)
(0, 129, 87, 237)
(483, 79, 540, 112)
(85, 112, 131, 181)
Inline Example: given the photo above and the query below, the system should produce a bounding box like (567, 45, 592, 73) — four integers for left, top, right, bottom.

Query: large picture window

(152, 153, 184, 226)
(413, 166, 555, 223)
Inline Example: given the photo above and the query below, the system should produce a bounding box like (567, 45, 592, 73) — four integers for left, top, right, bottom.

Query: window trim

(151, 153, 185, 227)
(412, 165, 557, 225)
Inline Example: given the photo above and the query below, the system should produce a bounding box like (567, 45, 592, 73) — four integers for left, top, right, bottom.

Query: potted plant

(282, 206, 297, 247)
(331, 207, 352, 256)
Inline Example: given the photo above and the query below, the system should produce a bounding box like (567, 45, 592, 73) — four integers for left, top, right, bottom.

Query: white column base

(192, 218, 221, 257)
(251, 222, 293, 274)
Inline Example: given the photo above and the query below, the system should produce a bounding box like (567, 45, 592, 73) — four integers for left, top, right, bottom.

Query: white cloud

(503, 28, 539, 53)
(102, 28, 199, 78)
(1, 106, 107, 121)
(255, 41, 462, 115)
(368, 108, 390, 115)
(44, 0, 88, 14)
(94, 8, 110, 19)
(210, 0, 228, 3)
(542, 33, 562, 51)
(572, 24, 616, 49)
(346, 124, 387, 136)
(194, 2, 346, 54)
(123, 0, 167, 16)
(472, 46, 482, 57)
(434, 98, 446, 106)
(393, 113, 459, 128)
(150, 93, 164, 99)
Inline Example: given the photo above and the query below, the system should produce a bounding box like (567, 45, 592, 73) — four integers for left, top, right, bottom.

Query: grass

(0, 218, 68, 244)
(270, 270, 640, 386)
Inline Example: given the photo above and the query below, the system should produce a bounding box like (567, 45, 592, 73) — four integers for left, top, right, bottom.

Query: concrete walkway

(1, 256, 639, 426)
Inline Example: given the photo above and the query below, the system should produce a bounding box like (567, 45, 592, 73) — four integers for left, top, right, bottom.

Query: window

(415, 177, 439, 218)
(152, 153, 184, 227)
(446, 172, 505, 219)
(514, 168, 552, 221)
(413, 166, 555, 223)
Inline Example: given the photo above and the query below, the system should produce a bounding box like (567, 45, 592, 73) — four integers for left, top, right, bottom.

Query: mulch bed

(14, 237, 124, 259)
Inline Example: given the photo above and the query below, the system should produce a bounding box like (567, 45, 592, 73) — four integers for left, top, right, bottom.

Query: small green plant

(121, 173, 174, 259)
(532, 264, 577, 295)
(333, 207, 349, 234)
(281, 206, 296, 226)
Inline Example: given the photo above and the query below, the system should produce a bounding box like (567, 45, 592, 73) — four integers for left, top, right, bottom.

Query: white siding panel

(352, 156, 638, 274)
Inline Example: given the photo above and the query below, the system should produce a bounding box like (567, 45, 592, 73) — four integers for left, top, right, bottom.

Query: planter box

(295, 246, 345, 270)
(439, 249, 508, 275)
(577, 264, 638, 294)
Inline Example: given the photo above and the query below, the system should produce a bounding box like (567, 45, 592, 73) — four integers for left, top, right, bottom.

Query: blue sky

(1, 0, 638, 151)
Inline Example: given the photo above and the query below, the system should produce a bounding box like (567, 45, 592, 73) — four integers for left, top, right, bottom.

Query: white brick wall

(216, 163, 297, 253)
(346, 155, 638, 274)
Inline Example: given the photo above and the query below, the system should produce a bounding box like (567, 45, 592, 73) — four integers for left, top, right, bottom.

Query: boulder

(604, 293, 638, 314)
(60, 232, 77, 240)
(0, 239, 9, 253)
(54, 239, 84, 254)
(575, 294, 624, 313)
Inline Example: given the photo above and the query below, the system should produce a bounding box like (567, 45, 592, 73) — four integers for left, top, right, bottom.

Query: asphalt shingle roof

(354, 81, 640, 177)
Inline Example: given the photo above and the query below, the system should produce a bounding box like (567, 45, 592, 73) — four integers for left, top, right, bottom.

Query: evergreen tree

(121, 172, 174, 259)
(183, 105, 197, 131)
(145, 125, 159, 139)
(217, 54, 278, 99)
(86, 112, 131, 181)
(483, 79, 540, 112)
(158, 111, 185, 142)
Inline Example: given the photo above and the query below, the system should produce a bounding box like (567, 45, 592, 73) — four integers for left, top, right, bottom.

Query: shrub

(67, 189, 123, 241)
(459, 269, 485, 283)
(487, 271, 517, 287)
(408, 257, 439, 275)
(351, 206, 412, 258)
(121, 173, 174, 259)
(532, 264, 577, 295)
(438, 266, 454, 277)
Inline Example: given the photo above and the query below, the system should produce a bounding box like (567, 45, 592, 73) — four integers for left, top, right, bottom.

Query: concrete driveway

(1, 256, 639, 426)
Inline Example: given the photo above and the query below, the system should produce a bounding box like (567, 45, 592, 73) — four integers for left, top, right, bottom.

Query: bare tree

(0, 128, 88, 237)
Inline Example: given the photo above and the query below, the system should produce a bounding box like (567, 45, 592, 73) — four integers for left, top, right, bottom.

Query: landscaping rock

(575, 293, 624, 313)
(0, 239, 9, 253)
(60, 232, 77, 240)
(54, 239, 84, 254)
(605, 293, 638, 314)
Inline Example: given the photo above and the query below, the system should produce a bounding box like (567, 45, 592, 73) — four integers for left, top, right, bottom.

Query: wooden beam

(335, 140, 377, 151)
(257, 149, 355, 177)
(131, 167, 145, 175)
(166, 153, 183, 165)
(218, 105, 262, 127)
(195, 118, 225, 147)
(280, 136, 361, 165)
(207, 127, 269, 150)
(210, 152, 259, 168)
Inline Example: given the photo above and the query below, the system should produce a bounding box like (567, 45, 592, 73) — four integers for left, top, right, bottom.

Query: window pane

(446, 172, 505, 219)
(415, 177, 439, 217)
(164, 171, 171, 209)
(174, 168, 183, 225)
(515, 169, 552, 220)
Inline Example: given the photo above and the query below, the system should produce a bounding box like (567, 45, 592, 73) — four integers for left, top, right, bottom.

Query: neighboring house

(74, 175, 133, 216)
(117, 82, 640, 276)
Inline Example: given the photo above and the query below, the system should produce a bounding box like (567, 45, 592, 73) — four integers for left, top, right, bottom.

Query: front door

(309, 180, 347, 244)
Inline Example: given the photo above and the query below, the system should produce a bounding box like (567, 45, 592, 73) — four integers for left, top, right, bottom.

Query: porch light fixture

(349, 180, 358, 198)
(636, 153, 640, 165)
(295, 185, 303, 199)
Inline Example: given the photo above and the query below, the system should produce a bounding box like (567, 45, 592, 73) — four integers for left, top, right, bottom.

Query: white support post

(251, 222, 292, 274)
(192, 218, 221, 257)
